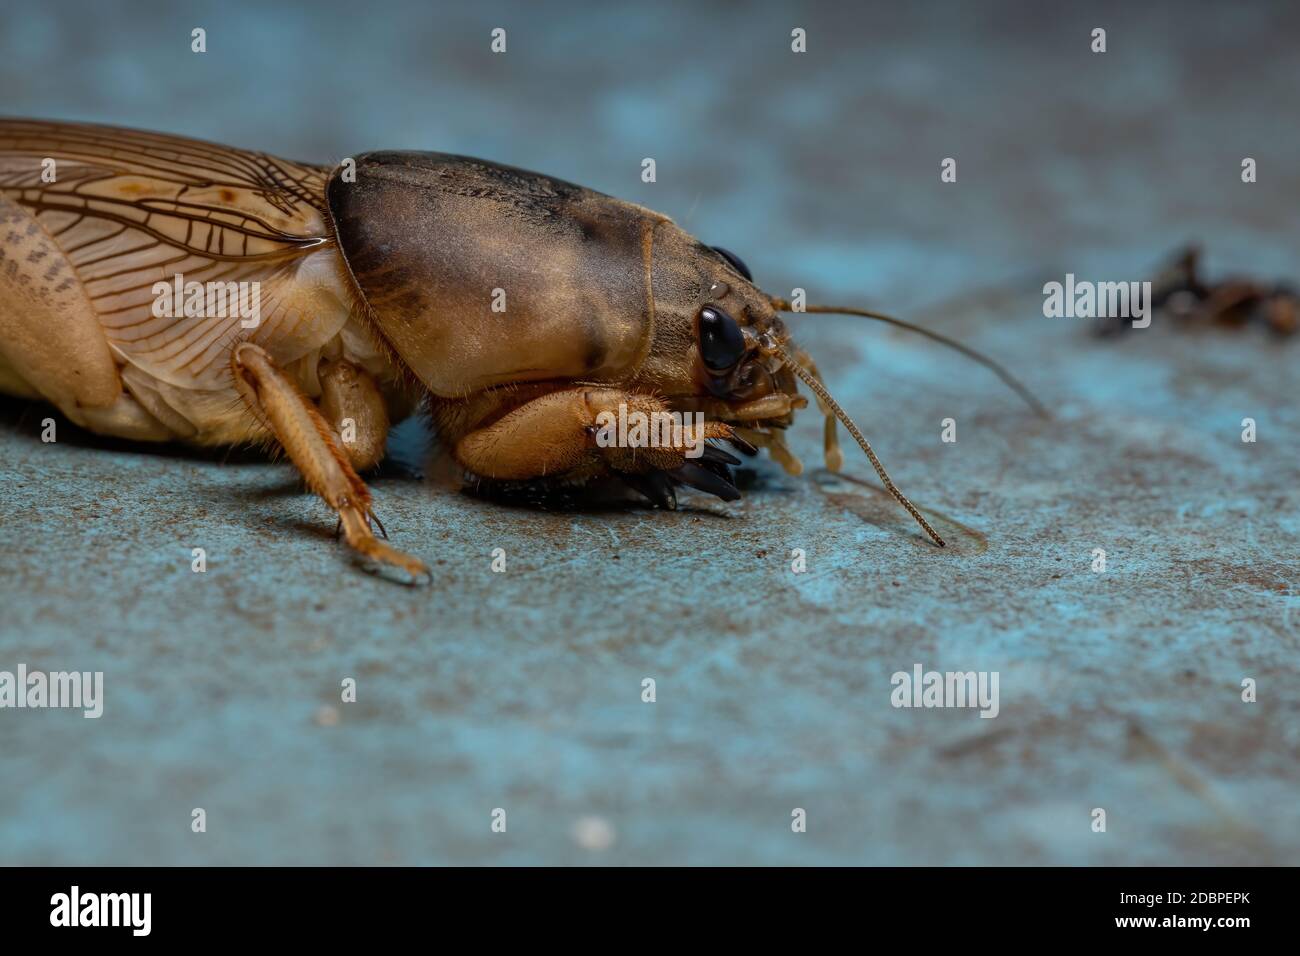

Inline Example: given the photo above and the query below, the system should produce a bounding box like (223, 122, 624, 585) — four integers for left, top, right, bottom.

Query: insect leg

(790, 346, 844, 472)
(317, 357, 390, 471)
(455, 386, 736, 499)
(455, 388, 597, 481)
(230, 342, 429, 583)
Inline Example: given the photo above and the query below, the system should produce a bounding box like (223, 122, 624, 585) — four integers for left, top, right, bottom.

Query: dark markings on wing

(0, 120, 351, 389)
(0, 118, 332, 262)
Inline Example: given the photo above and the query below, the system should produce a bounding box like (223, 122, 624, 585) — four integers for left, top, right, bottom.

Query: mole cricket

(0, 119, 1042, 582)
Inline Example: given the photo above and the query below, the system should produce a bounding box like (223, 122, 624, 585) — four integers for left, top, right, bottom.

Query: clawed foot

(337, 503, 431, 585)
(618, 442, 745, 508)
(352, 536, 432, 585)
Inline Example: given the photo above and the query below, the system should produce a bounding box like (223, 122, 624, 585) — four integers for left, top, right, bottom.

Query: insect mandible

(0, 120, 1043, 582)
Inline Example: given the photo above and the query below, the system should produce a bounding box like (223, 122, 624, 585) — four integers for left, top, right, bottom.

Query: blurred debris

(570, 816, 616, 851)
(1100, 245, 1297, 337)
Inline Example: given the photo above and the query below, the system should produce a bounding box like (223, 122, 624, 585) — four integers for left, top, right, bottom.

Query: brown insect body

(1, 120, 1033, 580)
(326, 150, 802, 481)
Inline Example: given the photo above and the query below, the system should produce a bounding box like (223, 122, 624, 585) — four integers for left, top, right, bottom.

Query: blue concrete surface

(0, 0, 1297, 864)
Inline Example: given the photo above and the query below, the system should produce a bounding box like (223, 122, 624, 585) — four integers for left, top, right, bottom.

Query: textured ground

(0, 0, 1296, 865)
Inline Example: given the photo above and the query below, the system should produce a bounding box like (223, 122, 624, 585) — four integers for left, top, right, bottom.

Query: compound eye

(697, 305, 747, 371)
(711, 246, 752, 282)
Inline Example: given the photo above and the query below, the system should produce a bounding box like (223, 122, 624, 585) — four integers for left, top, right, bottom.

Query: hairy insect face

(629, 225, 802, 434)
(689, 292, 803, 431)
(693, 296, 800, 416)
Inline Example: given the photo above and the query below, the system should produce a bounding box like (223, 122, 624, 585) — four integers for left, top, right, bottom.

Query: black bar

(0, 867, 1280, 941)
